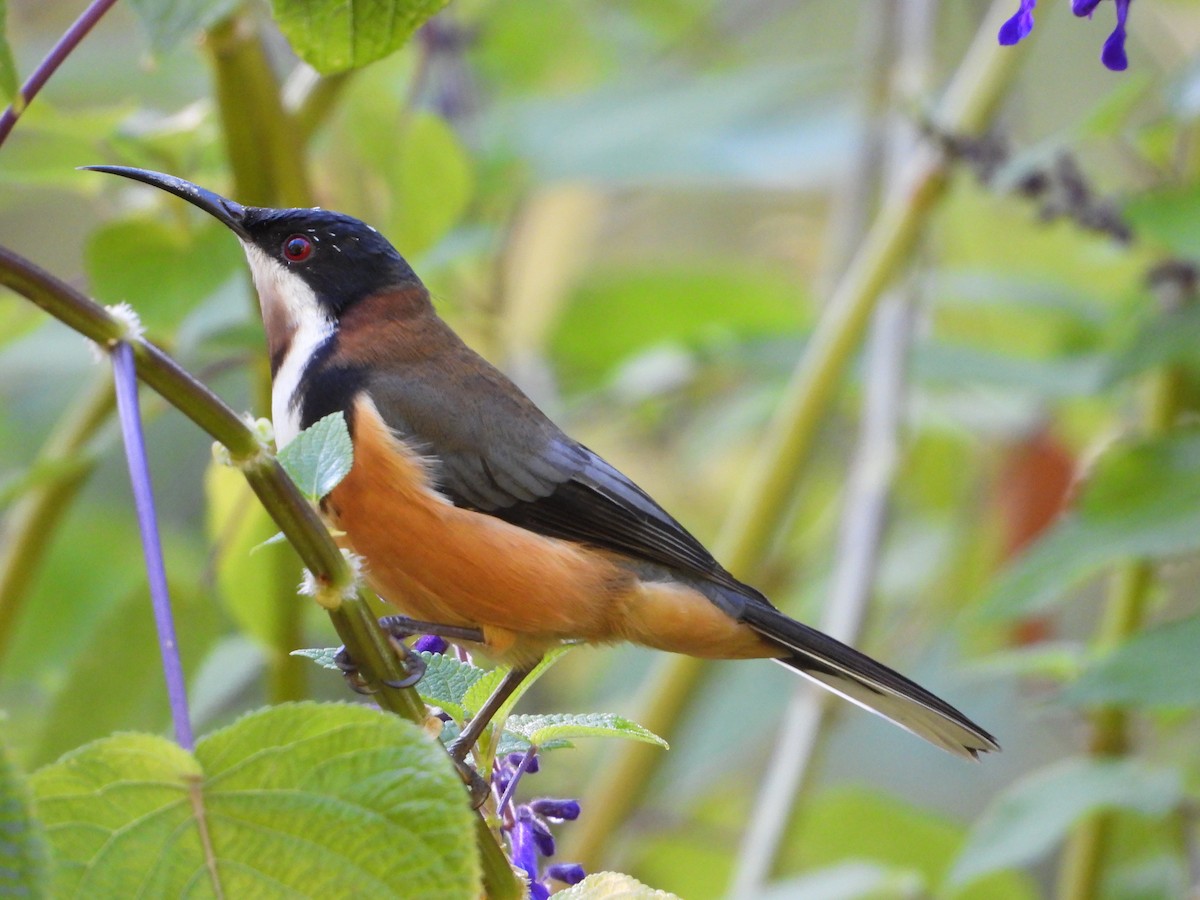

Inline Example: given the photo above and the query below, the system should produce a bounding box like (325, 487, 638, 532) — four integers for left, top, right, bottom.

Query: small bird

(87, 166, 998, 762)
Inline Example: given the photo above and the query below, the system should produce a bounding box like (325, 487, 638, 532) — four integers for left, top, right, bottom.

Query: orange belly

(325, 396, 776, 665)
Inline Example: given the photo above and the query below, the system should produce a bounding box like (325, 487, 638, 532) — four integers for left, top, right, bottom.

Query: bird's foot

(332, 633, 427, 692)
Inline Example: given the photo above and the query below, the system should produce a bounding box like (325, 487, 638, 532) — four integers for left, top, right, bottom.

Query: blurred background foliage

(2, 0, 1200, 897)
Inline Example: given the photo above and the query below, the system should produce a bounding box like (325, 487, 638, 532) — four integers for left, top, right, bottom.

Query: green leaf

(291, 646, 342, 670)
(0, 725, 50, 898)
(1125, 183, 1200, 257)
(85, 217, 242, 334)
(950, 758, 1181, 887)
(415, 653, 488, 722)
(984, 429, 1200, 618)
(387, 112, 474, 255)
(277, 411, 354, 500)
(461, 646, 573, 724)
(1107, 304, 1200, 384)
(32, 703, 480, 897)
(127, 0, 243, 52)
(557, 871, 680, 899)
(268, 0, 449, 74)
(0, 0, 18, 103)
(1062, 615, 1200, 709)
(32, 582, 223, 767)
(503, 713, 668, 749)
(552, 266, 806, 388)
(205, 462, 300, 650)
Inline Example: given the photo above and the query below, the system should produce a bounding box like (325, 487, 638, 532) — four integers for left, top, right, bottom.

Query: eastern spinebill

(87, 166, 998, 763)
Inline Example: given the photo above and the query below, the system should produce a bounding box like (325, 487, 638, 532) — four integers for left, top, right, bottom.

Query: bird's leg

(376, 615, 486, 645)
(333, 618, 486, 693)
(448, 663, 537, 765)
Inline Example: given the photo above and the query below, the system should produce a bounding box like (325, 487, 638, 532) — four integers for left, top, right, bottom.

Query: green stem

(0, 245, 520, 900)
(205, 15, 313, 208)
(1056, 366, 1181, 900)
(565, 0, 1027, 869)
(205, 11, 319, 704)
(0, 375, 115, 662)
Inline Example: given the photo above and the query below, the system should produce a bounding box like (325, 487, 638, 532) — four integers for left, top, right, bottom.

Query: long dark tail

(740, 602, 999, 758)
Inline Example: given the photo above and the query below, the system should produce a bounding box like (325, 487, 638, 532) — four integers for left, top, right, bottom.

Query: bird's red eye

(282, 234, 313, 262)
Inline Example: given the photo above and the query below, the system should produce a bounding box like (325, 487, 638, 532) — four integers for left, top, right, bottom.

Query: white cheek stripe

(240, 243, 335, 449)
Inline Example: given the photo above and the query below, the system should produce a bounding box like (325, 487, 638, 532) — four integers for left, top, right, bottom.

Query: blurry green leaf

(557, 872, 680, 899)
(206, 462, 299, 649)
(277, 411, 353, 500)
(0, 455, 92, 509)
(975, 642, 1084, 683)
(477, 2, 609, 90)
(0, 104, 133, 187)
(913, 344, 1106, 398)
(760, 863, 919, 900)
(0, 727, 49, 899)
(268, 0, 448, 74)
(127, 0, 242, 52)
(1125, 184, 1200, 257)
(1107, 304, 1200, 383)
(780, 786, 1037, 900)
(985, 429, 1200, 618)
(33, 582, 223, 767)
(85, 218, 241, 333)
(951, 758, 1181, 887)
(32, 703, 479, 896)
(0, 0, 18, 104)
(387, 112, 474, 255)
(1062, 615, 1200, 708)
(504, 713, 667, 748)
(553, 266, 805, 387)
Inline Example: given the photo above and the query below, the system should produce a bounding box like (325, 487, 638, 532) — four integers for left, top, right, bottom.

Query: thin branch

(0, 0, 121, 147)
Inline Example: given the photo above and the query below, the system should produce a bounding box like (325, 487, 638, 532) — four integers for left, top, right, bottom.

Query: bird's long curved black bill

(82, 166, 250, 239)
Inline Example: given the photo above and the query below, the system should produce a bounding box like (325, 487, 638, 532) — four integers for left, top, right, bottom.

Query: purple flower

(413, 634, 448, 654)
(547, 863, 586, 885)
(999, 0, 1036, 45)
(999, 0, 1133, 70)
(510, 816, 538, 884)
(530, 798, 581, 821)
(529, 814, 555, 857)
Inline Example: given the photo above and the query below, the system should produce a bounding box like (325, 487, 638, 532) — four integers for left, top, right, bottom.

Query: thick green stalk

(206, 16, 313, 208)
(0, 246, 521, 900)
(1056, 366, 1181, 900)
(205, 11, 319, 705)
(0, 375, 115, 662)
(565, 0, 1027, 868)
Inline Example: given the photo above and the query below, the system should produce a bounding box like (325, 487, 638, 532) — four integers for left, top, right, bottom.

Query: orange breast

(325, 396, 636, 664)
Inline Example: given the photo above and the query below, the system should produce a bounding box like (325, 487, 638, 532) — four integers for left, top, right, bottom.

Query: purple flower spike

(529, 883, 550, 900)
(510, 817, 539, 883)
(1101, 0, 1131, 70)
(413, 634, 448, 654)
(507, 751, 539, 774)
(1073, 0, 1102, 15)
(530, 798, 581, 821)
(998, 0, 1037, 45)
(547, 863, 586, 885)
(530, 815, 556, 857)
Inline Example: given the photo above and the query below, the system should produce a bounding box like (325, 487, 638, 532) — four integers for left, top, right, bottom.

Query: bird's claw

(454, 757, 492, 809)
(332, 639, 426, 693)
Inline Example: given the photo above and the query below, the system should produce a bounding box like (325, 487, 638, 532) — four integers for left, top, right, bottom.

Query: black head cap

(83, 166, 423, 317)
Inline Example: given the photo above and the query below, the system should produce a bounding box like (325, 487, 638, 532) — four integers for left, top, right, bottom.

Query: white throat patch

(241, 243, 335, 449)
